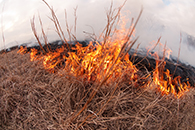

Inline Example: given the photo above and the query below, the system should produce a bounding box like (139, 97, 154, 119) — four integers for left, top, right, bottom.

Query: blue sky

(162, 0, 170, 5)
(0, 0, 195, 65)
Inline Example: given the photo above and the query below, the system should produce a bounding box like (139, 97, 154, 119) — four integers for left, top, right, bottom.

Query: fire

(152, 52, 190, 98)
(18, 38, 191, 98)
(17, 8, 192, 99)
(64, 41, 138, 82)
(17, 46, 27, 54)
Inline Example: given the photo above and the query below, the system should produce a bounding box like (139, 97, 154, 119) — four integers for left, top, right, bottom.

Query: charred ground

(5, 40, 195, 87)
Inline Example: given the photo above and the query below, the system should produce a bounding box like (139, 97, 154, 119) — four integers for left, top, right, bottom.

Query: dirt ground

(0, 49, 195, 130)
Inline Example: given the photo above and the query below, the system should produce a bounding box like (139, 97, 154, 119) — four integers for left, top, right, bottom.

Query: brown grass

(1, 1, 195, 129)
(0, 49, 195, 130)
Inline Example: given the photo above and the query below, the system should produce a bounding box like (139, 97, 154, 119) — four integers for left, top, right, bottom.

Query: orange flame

(17, 46, 27, 54)
(18, 15, 192, 98)
(63, 41, 137, 82)
(152, 52, 190, 98)
(20, 41, 191, 98)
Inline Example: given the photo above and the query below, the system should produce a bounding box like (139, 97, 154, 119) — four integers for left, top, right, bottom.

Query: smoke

(123, 0, 195, 65)
(0, 0, 195, 66)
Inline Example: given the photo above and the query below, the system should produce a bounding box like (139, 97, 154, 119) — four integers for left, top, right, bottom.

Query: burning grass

(0, 49, 195, 129)
(1, 0, 195, 129)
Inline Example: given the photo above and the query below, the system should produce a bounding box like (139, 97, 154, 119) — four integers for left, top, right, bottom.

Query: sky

(162, 0, 171, 5)
(0, 0, 195, 66)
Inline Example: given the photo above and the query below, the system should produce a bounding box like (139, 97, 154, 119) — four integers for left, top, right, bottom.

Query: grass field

(1, 1, 195, 129)
(0, 49, 194, 129)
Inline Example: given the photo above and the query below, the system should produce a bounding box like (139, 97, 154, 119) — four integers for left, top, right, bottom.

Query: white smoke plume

(0, 0, 195, 65)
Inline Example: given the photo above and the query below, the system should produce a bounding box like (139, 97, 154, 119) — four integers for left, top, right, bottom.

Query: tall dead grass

(0, 0, 195, 129)
(0, 50, 194, 129)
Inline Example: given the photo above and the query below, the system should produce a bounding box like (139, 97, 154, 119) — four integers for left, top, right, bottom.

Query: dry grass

(1, 1, 195, 129)
(0, 49, 194, 130)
